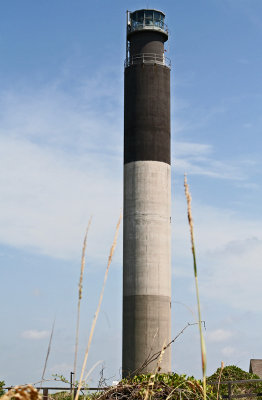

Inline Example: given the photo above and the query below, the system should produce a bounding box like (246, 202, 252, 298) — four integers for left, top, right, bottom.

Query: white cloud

(243, 122, 253, 128)
(174, 157, 244, 180)
(207, 329, 234, 343)
(0, 79, 123, 261)
(0, 135, 122, 260)
(33, 288, 41, 296)
(200, 233, 262, 311)
(0, 72, 123, 156)
(221, 346, 236, 357)
(21, 330, 50, 339)
(174, 142, 212, 158)
(172, 196, 262, 312)
(173, 141, 247, 180)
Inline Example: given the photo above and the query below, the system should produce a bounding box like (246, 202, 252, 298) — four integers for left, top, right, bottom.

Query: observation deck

(127, 9, 168, 39)
(124, 53, 171, 68)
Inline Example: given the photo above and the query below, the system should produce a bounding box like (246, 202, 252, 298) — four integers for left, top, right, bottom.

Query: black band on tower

(124, 64, 170, 165)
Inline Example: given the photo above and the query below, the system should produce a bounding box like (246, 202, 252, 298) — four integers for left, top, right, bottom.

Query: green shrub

(117, 373, 217, 400)
(0, 381, 5, 397)
(207, 365, 262, 397)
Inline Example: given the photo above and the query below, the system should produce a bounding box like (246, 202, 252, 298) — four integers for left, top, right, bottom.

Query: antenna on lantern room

(126, 10, 130, 62)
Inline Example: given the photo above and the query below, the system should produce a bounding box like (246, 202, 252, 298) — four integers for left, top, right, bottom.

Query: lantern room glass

(130, 10, 165, 31)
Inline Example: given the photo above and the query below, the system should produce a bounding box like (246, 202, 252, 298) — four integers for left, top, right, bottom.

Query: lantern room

(127, 9, 168, 38)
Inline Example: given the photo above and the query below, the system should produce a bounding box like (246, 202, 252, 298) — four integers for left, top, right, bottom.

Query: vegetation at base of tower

(95, 369, 262, 399)
(207, 365, 262, 397)
(45, 373, 216, 400)
(116, 373, 216, 400)
(207, 365, 261, 381)
(2, 367, 262, 400)
(0, 381, 5, 397)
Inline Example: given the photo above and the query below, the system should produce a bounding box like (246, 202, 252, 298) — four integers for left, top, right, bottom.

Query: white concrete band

(123, 160, 171, 298)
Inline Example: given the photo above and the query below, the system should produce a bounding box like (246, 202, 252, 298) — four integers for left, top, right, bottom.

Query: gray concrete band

(122, 294, 171, 376)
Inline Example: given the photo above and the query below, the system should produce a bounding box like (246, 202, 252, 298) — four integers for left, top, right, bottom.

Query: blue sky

(1, 0, 262, 387)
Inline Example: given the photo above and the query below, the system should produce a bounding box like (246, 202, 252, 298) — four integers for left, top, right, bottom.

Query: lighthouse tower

(123, 9, 171, 376)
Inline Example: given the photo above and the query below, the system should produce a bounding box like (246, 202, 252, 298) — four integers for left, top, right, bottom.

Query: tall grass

(184, 174, 207, 400)
(73, 217, 92, 385)
(40, 319, 56, 388)
(75, 212, 122, 400)
(217, 362, 225, 400)
(144, 343, 166, 400)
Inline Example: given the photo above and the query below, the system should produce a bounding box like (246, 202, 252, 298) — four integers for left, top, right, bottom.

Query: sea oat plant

(73, 217, 93, 385)
(75, 213, 122, 400)
(217, 362, 224, 400)
(184, 174, 207, 400)
(40, 319, 56, 388)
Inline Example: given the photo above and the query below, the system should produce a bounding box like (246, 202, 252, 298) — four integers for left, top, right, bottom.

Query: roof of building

(131, 9, 165, 16)
(249, 359, 262, 378)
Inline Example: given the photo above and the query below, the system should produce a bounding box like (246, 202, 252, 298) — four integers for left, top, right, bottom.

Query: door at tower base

(122, 160, 171, 376)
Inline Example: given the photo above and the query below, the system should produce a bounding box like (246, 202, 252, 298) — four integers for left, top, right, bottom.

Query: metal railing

(4, 379, 262, 399)
(128, 21, 168, 36)
(125, 53, 171, 68)
(208, 379, 262, 400)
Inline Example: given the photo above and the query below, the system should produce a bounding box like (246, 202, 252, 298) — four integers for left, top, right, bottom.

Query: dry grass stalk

(184, 174, 207, 400)
(1, 385, 41, 400)
(73, 217, 93, 385)
(144, 342, 166, 400)
(75, 212, 122, 400)
(84, 360, 103, 382)
(135, 322, 202, 375)
(40, 319, 55, 388)
(217, 361, 225, 400)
